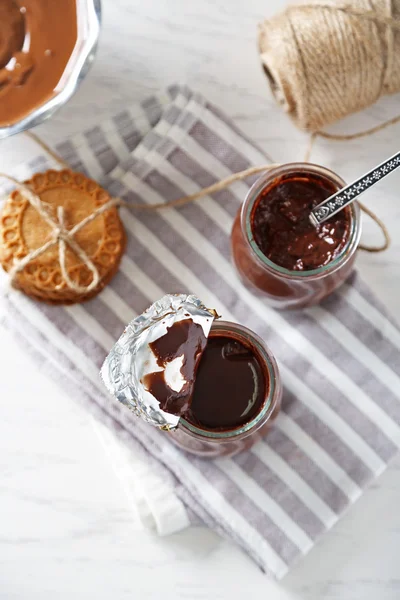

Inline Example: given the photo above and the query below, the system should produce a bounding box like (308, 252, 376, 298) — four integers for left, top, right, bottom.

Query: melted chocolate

(251, 173, 351, 271)
(0, 1, 25, 70)
(185, 334, 266, 430)
(0, 0, 78, 127)
(141, 319, 207, 417)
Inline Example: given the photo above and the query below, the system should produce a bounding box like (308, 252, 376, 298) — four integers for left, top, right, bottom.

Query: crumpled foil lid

(100, 294, 216, 429)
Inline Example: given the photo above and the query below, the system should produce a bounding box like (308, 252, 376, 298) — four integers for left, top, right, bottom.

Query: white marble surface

(1, 1, 400, 598)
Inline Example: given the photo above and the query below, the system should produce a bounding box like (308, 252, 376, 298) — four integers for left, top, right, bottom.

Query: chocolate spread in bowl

(0, 1, 26, 70)
(0, 0, 77, 127)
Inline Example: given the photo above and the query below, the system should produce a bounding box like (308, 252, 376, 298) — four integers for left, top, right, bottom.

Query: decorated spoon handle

(309, 150, 400, 226)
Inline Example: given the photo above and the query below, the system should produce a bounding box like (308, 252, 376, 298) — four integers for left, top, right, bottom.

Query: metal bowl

(0, 0, 102, 140)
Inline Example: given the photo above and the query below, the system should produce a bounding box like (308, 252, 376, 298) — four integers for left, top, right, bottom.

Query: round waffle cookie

(0, 169, 126, 304)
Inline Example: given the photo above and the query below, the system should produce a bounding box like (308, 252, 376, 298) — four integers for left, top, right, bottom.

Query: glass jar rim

(242, 162, 362, 279)
(178, 320, 278, 440)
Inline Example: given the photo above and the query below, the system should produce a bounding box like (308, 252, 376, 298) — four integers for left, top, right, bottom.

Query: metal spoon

(309, 150, 400, 226)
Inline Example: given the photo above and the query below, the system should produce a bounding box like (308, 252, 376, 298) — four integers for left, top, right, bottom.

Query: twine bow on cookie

(0, 174, 120, 294)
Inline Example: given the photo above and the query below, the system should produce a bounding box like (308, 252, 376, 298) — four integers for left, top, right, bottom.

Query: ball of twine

(258, 0, 400, 131)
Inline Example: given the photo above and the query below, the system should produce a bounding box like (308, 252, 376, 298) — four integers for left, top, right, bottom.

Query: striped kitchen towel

(2, 85, 400, 579)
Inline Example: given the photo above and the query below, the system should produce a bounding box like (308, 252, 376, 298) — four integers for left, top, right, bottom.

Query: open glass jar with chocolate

(101, 295, 282, 458)
(231, 163, 362, 309)
(170, 319, 281, 457)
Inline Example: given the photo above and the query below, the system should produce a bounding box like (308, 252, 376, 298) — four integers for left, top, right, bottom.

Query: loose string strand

(24, 130, 70, 169)
(358, 201, 391, 252)
(316, 114, 400, 141)
(123, 164, 280, 211)
(23, 132, 391, 252)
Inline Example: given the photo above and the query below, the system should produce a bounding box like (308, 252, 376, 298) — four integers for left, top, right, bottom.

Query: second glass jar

(168, 320, 282, 458)
(231, 163, 362, 309)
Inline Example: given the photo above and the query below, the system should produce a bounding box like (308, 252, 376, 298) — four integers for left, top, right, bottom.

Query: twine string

(259, 0, 400, 131)
(124, 164, 281, 211)
(300, 4, 400, 31)
(2, 164, 280, 296)
(1, 117, 392, 296)
(56, 205, 100, 294)
(358, 201, 391, 252)
(24, 130, 70, 169)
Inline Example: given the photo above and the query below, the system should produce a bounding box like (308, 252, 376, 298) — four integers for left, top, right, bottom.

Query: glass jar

(168, 320, 282, 458)
(231, 163, 362, 309)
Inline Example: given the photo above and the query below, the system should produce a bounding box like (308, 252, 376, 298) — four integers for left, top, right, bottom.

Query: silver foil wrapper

(100, 294, 216, 429)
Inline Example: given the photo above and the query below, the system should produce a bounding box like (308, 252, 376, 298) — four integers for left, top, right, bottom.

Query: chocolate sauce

(185, 334, 267, 430)
(0, 1, 25, 70)
(251, 173, 351, 271)
(0, 0, 78, 127)
(142, 318, 207, 417)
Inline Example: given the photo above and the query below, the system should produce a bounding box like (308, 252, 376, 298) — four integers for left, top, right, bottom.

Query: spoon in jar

(309, 150, 400, 226)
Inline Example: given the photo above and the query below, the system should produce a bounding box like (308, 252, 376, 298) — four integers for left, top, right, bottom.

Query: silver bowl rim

(0, 0, 102, 140)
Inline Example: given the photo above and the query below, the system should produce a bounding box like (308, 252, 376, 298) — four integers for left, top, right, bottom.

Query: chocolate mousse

(0, 0, 78, 127)
(251, 173, 351, 271)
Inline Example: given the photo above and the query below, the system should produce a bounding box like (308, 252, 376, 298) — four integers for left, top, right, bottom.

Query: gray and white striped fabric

(2, 85, 400, 578)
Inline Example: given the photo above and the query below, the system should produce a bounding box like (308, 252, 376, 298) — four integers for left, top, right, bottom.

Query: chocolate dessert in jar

(231, 163, 362, 309)
(170, 320, 281, 458)
(101, 295, 281, 459)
